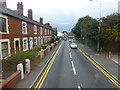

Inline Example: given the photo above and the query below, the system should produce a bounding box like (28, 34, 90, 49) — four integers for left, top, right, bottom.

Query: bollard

(56, 41, 58, 44)
(108, 51, 112, 58)
(51, 43, 54, 48)
(17, 63, 24, 80)
(39, 51, 41, 59)
(25, 59, 30, 73)
(48, 46, 50, 52)
(41, 49, 44, 59)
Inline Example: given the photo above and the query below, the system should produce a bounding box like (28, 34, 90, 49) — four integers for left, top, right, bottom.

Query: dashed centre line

(69, 52, 72, 58)
(71, 61, 77, 75)
(78, 85, 81, 90)
(69, 48, 70, 52)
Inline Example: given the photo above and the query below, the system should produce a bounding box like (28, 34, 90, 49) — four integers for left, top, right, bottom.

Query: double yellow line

(34, 44, 62, 89)
(78, 48, 120, 88)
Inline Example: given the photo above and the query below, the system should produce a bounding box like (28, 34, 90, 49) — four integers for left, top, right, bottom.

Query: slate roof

(0, 7, 54, 30)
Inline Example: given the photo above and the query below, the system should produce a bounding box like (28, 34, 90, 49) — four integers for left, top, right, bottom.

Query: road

(33, 41, 118, 89)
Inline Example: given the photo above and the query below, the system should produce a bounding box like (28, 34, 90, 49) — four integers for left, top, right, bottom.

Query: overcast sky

(6, 0, 119, 32)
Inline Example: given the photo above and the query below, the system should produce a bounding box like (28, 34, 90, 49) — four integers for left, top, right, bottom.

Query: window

(22, 21, 27, 34)
(0, 14, 9, 34)
(0, 17, 6, 32)
(1, 42, 9, 58)
(34, 37, 37, 45)
(34, 25, 37, 34)
(0, 39, 10, 59)
(23, 38, 28, 51)
(40, 27, 42, 35)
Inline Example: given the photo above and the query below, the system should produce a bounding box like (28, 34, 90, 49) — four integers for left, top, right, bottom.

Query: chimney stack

(17, 2, 23, 15)
(28, 9, 33, 19)
(40, 17, 43, 24)
(0, 0, 7, 8)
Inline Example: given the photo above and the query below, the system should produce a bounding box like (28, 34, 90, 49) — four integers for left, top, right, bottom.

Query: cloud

(60, 22, 69, 25)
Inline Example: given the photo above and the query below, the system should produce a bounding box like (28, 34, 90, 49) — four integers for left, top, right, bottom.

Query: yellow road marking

(78, 48, 120, 88)
(34, 43, 62, 89)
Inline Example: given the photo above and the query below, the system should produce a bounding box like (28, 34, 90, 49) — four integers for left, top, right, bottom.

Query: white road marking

(71, 61, 77, 75)
(78, 85, 81, 90)
(69, 48, 70, 52)
(69, 52, 72, 58)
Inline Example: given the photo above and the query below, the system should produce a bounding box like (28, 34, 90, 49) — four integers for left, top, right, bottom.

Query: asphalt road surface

(34, 41, 118, 89)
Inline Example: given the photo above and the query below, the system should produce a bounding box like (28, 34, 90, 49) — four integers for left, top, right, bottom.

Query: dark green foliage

(72, 13, 119, 53)
(2, 51, 38, 71)
(100, 13, 119, 41)
(50, 36, 59, 43)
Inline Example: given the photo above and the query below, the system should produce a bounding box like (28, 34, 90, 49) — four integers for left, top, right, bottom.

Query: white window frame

(41, 36, 43, 44)
(34, 25, 37, 34)
(0, 14, 9, 34)
(0, 39, 10, 60)
(29, 37, 33, 50)
(23, 37, 28, 51)
(40, 27, 43, 35)
(38, 37, 41, 45)
(22, 21, 27, 34)
(14, 38, 20, 53)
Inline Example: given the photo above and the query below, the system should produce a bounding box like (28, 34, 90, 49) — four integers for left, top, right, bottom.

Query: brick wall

(0, 70, 21, 88)
(44, 48, 48, 57)
(30, 54, 41, 70)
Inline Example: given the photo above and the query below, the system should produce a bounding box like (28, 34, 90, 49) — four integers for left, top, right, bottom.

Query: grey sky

(7, 0, 119, 32)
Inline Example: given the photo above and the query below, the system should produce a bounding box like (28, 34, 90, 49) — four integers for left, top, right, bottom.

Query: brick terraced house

(0, 1, 57, 60)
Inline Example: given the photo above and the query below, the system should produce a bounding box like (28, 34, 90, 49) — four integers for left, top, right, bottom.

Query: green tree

(100, 13, 119, 41)
(71, 17, 84, 39)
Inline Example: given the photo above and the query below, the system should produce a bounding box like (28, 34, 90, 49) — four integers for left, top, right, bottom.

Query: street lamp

(89, 0, 101, 52)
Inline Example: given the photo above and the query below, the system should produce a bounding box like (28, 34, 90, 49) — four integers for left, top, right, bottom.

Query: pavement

(14, 40, 119, 88)
(77, 42, 120, 81)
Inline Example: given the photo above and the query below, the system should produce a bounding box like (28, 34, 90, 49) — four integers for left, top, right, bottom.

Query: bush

(2, 51, 37, 71)
(33, 45, 42, 52)
(50, 36, 59, 43)
(55, 37, 59, 41)
(33, 44, 48, 51)
(40, 44, 48, 49)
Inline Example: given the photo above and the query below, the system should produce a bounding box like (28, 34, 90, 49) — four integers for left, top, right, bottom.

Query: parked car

(70, 43, 78, 49)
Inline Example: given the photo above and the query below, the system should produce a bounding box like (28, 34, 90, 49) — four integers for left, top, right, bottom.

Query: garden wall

(0, 70, 21, 88)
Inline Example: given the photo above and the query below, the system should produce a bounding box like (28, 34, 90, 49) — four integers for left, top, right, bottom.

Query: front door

(15, 40, 19, 52)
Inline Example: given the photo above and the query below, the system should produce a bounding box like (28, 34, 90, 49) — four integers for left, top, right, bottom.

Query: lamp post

(89, 0, 101, 52)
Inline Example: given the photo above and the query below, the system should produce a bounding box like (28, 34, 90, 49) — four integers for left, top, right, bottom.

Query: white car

(68, 39, 73, 42)
(70, 43, 78, 49)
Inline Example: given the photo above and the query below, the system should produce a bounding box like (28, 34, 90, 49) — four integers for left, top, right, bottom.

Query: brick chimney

(28, 9, 33, 19)
(17, 2, 23, 15)
(0, 0, 7, 8)
(40, 17, 43, 24)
